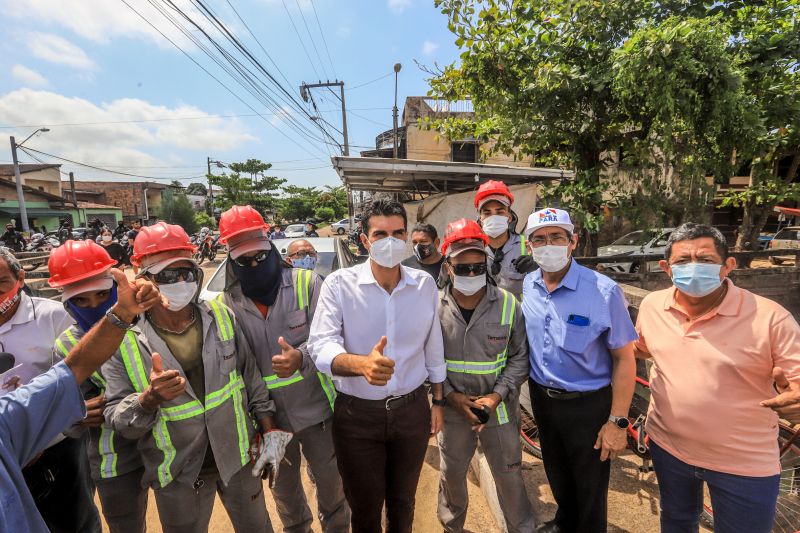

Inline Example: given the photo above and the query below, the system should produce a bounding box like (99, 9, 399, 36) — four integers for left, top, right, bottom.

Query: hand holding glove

(512, 255, 537, 274)
(250, 429, 293, 487)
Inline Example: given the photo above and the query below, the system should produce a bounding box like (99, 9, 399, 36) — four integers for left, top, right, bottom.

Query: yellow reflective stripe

(209, 299, 234, 342)
(316, 372, 337, 411)
(263, 371, 304, 389)
(229, 371, 249, 466)
(520, 236, 527, 256)
(120, 331, 148, 394)
(91, 372, 107, 390)
(55, 338, 70, 358)
(153, 418, 175, 488)
(205, 375, 244, 410)
(160, 400, 204, 422)
(445, 357, 507, 374)
(303, 270, 311, 309)
(98, 425, 118, 479)
(497, 401, 509, 425)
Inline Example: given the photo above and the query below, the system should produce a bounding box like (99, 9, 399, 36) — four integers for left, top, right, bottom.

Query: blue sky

(0, 0, 459, 189)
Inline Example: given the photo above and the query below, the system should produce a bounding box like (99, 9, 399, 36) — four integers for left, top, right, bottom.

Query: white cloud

(388, 0, 412, 13)
(27, 33, 96, 70)
(422, 40, 439, 56)
(270, 105, 294, 127)
(0, 89, 256, 179)
(336, 26, 352, 38)
(11, 65, 49, 87)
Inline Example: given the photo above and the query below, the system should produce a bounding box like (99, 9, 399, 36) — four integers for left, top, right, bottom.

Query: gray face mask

(452, 273, 486, 295)
(159, 281, 198, 311)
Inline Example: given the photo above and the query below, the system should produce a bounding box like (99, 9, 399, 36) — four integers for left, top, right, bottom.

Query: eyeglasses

(451, 262, 488, 276)
(490, 248, 505, 276)
(152, 267, 199, 285)
(288, 250, 317, 260)
(529, 234, 570, 248)
(232, 249, 270, 267)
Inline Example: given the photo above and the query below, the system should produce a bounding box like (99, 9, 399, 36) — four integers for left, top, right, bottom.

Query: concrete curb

(469, 449, 508, 533)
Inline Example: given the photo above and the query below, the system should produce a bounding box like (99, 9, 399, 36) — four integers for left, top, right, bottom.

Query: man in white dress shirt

(308, 198, 447, 533)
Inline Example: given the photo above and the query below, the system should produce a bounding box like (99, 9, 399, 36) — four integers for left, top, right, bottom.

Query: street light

(10, 127, 50, 233)
(393, 63, 402, 160)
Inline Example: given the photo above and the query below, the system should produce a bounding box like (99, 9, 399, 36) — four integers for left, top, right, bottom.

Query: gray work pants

(96, 467, 148, 533)
(437, 407, 536, 533)
(154, 464, 273, 533)
(272, 418, 350, 533)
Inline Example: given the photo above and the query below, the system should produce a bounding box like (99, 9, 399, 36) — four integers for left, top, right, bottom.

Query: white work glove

(251, 429, 293, 487)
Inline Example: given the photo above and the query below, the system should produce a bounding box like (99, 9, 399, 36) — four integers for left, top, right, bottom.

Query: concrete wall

(404, 183, 540, 239)
(2, 167, 62, 196)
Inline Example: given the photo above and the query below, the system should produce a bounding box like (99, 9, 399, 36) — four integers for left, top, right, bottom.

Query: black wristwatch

(105, 308, 135, 330)
(432, 397, 447, 407)
(608, 415, 630, 430)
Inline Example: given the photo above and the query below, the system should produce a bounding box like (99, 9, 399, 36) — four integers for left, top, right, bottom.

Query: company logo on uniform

(538, 208, 559, 224)
(487, 334, 508, 344)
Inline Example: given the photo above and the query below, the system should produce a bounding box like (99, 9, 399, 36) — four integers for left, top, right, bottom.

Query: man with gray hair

(0, 247, 100, 532)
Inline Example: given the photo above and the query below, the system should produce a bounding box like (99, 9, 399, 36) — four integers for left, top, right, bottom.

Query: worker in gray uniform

(474, 180, 537, 299)
(48, 240, 150, 533)
(436, 218, 536, 533)
(102, 222, 289, 533)
(218, 205, 349, 533)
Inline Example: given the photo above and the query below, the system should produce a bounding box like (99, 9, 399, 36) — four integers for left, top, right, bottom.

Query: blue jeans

(649, 440, 779, 533)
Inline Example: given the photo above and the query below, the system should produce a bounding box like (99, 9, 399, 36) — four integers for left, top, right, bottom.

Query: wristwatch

(105, 308, 135, 330)
(608, 415, 630, 430)
(432, 397, 447, 407)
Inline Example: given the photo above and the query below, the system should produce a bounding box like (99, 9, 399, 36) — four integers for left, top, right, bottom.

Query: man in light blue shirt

(0, 269, 161, 533)
(521, 208, 637, 533)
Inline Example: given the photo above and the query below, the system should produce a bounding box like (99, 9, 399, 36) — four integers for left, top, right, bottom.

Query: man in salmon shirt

(634, 222, 800, 533)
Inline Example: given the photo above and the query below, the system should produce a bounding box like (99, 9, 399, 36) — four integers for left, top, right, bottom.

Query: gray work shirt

(486, 233, 528, 299)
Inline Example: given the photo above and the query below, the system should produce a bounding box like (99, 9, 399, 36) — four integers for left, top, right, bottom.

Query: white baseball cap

(525, 208, 575, 237)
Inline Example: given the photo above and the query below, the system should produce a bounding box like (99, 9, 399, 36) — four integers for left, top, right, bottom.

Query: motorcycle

(18, 233, 56, 272)
(193, 231, 219, 265)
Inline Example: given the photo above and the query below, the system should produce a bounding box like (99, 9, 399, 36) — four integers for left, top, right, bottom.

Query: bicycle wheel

(701, 424, 800, 531)
(519, 403, 543, 459)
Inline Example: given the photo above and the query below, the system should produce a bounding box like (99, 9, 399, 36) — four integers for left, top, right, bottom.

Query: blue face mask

(291, 255, 317, 271)
(670, 263, 723, 297)
(66, 283, 118, 333)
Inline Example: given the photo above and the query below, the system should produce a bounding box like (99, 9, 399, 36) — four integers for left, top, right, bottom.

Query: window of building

(451, 142, 478, 163)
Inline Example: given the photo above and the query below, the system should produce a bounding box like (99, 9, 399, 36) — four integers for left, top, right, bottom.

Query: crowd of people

(0, 178, 798, 533)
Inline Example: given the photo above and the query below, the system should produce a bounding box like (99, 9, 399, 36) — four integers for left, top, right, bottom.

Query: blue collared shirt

(0, 361, 85, 533)
(522, 259, 637, 392)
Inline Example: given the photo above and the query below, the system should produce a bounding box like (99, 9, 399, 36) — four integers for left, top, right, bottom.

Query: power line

(309, 0, 336, 77)
(280, 0, 322, 81)
(295, 0, 331, 80)
(346, 72, 391, 90)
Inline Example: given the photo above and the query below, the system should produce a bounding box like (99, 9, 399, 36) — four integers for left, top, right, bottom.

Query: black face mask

(231, 246, 283, 306)
(413, 243, 435, 261)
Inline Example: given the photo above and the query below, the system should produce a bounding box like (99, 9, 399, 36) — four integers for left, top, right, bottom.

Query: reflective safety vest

(444, 288, 517, 425)
(118, 300, 251, 488)
(54, 326, 143, 480)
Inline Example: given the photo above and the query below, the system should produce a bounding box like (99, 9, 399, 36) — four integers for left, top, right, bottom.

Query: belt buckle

(546, 388, 562, 399)
(385, 395, 403, 410)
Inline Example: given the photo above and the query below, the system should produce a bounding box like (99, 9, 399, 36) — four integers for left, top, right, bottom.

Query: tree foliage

(185, 182, 208, 196)
(159, 189, 198, 234)
(208, 159, 287, 213)
(430, 0, 800, 251)
(276, 185, 347, 222)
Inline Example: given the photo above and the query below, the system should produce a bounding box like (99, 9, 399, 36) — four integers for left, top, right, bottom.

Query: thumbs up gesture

(109, 268, 165, 324)
(139, 353, 187, 411)
(271, 337, 302, 378)
(361, 336, 395, 386)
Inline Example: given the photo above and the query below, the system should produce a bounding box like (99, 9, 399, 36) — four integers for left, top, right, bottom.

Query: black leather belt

(535, 383, 610, 401)
(338, 385, 425, 411)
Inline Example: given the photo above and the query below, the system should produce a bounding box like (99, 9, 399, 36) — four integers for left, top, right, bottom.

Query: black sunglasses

(232, 249, 270, 268)
(490, 248, 505, 276)
(152, 267, 199, 285)
(451, 262, 488, 276)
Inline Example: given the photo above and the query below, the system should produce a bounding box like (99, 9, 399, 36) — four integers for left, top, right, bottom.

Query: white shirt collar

(355, 260, 419, 289)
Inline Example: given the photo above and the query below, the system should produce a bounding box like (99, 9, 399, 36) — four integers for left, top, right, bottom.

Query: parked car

(284, 223, 306, 238)
(768, 226, 800, 265)
(199, 237, 356, 301)
(597, 228, 674, 273)
(330, 218, 352, 235)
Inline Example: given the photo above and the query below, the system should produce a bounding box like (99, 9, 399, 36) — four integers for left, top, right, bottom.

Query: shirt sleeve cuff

(426, 362, 447, 384)
(492, 383, 510, 401)
(314, 343, 347, 376)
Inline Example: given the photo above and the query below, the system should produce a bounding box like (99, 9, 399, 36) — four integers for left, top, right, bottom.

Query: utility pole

(9, 136, 30, 233)
(393, 63, 402, 159)
(207, 157, 215, 211)
(300, 80, 349, 156)
(68, 171, 78, 207)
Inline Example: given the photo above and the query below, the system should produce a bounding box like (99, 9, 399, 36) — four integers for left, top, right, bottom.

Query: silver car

(597, 228, 673, 273)
(330, 218, 352, 235)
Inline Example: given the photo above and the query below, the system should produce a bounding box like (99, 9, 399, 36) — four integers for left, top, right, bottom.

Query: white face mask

(159, 281, 198, 311)
(102, 235, 112, 242)
(368, 236, 407, 268)
(452, 274, 486, 296)
(481, 215, 509, 238)
(532, 245, 571, 272)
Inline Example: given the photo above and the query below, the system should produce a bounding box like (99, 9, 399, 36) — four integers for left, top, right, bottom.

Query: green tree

(314, 206, 335, 222)
(159, 188, 198, 234)
(277, 185, 319, 222)
(194, 212, 216, 230)
(209, 159, 287, 214)
(185, 182, 208, 196)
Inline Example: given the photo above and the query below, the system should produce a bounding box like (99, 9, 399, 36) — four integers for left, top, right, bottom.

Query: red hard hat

(130, 222, 195, 266)
(48, 240, 116, 288)
(474, 180, 514, 209)
(218, 205, 270, 244)
(441, 218, 489, 255)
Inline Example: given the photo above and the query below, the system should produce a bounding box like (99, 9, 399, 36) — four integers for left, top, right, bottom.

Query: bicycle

(518, 374, 800, 532)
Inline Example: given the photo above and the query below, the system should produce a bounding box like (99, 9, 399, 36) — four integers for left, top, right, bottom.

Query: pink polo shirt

(636, 279, 800, 477)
